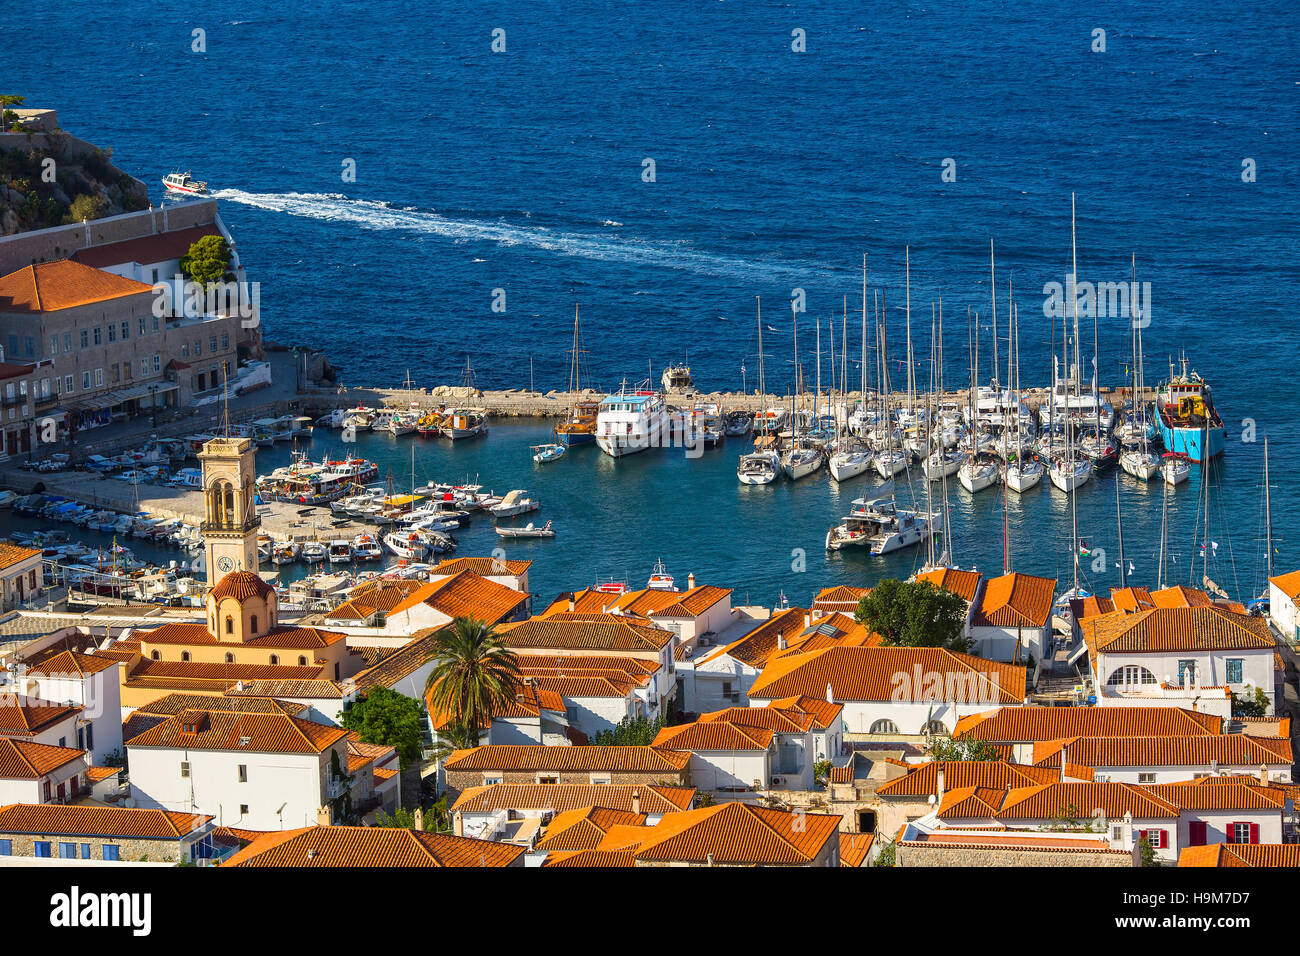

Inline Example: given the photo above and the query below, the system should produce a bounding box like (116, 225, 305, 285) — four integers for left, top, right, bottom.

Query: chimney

(1260, 764, 1269, 787)
(632, 790, 641, 816)
(826, 682, 834, 704)
(706, 852, 715, 867)
(805, 612, 812, 628)
(687, 572, 696, 590)
(414, 807, 425, 831)
(1122, 811, 1134, 848)
(316, 805, 331, 826)
(776, 633, 786, 651)
(936, 767, 945, 805)
(568, 594, 576, 612)
(453, 811, 464, 837)
(1060, 742, 1068, 782)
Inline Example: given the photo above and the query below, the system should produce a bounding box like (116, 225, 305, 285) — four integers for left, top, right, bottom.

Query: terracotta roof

(541, 848, 638, 867)
(1149, 585, 1214, 609)
(84, 766, 121, 784)
(24, 648, 119, 677)
(451, 783, 696, 815)
(427, 680, 567, 731)
(125, 709, 348, 754)
(0, 803, 209, 839)
(0, 739, 85, 779)
(352, 631, 441, 694)
(1082, 606, 1274, 655)
(135, 693, 306, 718)
(126, 659, 325, 690)
(432, 557, 532, 577)
(629, 801, 841, 865)
(388, 570, 528, 622)
(876, 760, 1052, 797)
(223, 825, 526, 867)
(1071, 594, 1117, 621)
(1109, 586, 1156, 612)
(775, 612, 883, 659)
(210, 825, 266, 849)
(1149, 779, 1288, 811)
(811, 585, 873, 615)
(208, 570, 275, 601)
(326, 579, 425, 620)
(1032, 735, 1293, 770)
(748, 646, 1027, 705)
(839, 831, 875, 867)
(939, 782, 1181, 820)
(971, 572, 1057, 628)
(915, 567, 984, 603)
(224, 678, 346, 699)
(0, 697, 81, 736)
(1180, 843, 1300, 867)
(699, 705, 818, 734)
(899, 831, 1129, 855)
(122, 712, 167, 741)
(0, 260, 153, 313)
(0, 543, 42, 571)
(953, 706, 1222, 741)
(498, 615, 673, 652)
(536, 805, 649, 852)
(1268, 570, 1300, 601)
(699, 607, 809, 668)
(70, 223, 220, 269)
(652, 719, 776, 752)
(136, 620, 346, 650)
(443, 745, 690, 774)
(766, 695, 845, 730)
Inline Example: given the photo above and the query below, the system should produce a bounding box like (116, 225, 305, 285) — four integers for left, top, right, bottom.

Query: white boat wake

(210, 189, 829, 281)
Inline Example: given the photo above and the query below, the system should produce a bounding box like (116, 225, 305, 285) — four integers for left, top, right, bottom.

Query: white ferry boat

(595, 382, 669, 458)
(161, 171, 209, 196)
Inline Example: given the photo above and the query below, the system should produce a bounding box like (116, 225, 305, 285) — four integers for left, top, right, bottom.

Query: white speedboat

(737, 449, 780, 485)
(351, 533, 384, 561)
(825, 492, 938, 554)
(1004, 456, 1044, 493)
(1120, 448, 1160, 481)
(532, 443, 566, 464)
(383, 530, 432, 560)
(1049, 456, 1093, 493)
(301, 541, 327, 563)
(958, 454, 1000, 494)
(491, 490, 541, 517)
(328, 540, 354, 564)
(495, 521, 555, 539)
(1161, 454, 1191, 486)
(162, 170, 208, 195)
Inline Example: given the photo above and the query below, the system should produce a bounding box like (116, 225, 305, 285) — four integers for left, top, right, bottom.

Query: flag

(1078, 540, 1091, 556)
(741, 359, 747, 375)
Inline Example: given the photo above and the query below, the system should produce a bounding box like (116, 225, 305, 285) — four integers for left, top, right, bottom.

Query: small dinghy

(532, 443, 566, 464)
(495, 520, 555, 539)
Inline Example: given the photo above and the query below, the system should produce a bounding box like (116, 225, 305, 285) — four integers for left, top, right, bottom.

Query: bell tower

(198, 436, 260, 582)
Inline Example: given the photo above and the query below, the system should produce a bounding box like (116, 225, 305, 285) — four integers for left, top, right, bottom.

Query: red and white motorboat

(162, 171, 209, 196)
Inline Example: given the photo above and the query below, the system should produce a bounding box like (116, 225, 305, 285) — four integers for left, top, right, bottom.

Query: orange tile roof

(223, 678, 346, 699)
(700, 607, 809, 668)
(326, 579, 425, 619)
(1109, 586, 1155, 612)
(839, 831, 875, 867)
(1179, 843, 1300, 867)
(135, 620, 346, 650)
(23, 648, 119, 677)
(699, 705, 817, 734)
(498, 615, 673, 652)
(70, 223, 221, 269)
(972, 572, 1057, 628)
(0, 739, 85, 779)
(1082, 605, 1274, 655)
(443, 745, 690, 774)
(1149, 585, 1214, 609)
(535, 805, 649, 852)
(541, 848, 638, 867)
(0, 697, 81, 736)
(1033, 735, 1293, 770)
(135, 693, 306, 718)
(765, 695, 845, 730)
(1149, 779, 1288, 811)
(1072, 594, 1117, 621)
(0, 803, 209, 839)
(208, 570, 275, 601)
(875, 760, 1050, 797)
(774, 612, 883, 659)
(652, 719, 776, 752)
(125, 709, 348, 754)
(388, 570, 528, 622)
(915, 567, 984, 603)
(1268, 570, 1300, 601)
(427, 680, 567, 731)
(899, 831, 1128, 854)
(939, 782, 1181, 820)
(811, 585, 872, 614)
(0, 542, 42, 571)
(0, 260, 153, 313)
(352, 631, 442, 693)
(223, 825, 526, 867)
(953, 706, 1222, 741)
(84, 765, 121, 784)
(452, 783, 696, 815)
(521, 673, 635, 699)
(629, 801, 841, 865)
(432, 557, 532, 577)
(748, 646, 1027, 704)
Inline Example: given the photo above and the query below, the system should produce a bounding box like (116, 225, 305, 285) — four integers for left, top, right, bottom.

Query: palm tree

(424, 616, 522, 743)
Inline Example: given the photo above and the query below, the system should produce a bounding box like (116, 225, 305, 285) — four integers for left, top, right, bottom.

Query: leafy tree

(0, 94, 24, 132)
(873, 841, 896, 867)
(340, 686, 425, 767)
(1137, 836, 1156, 867)
(1232, 687, 1269, 718)
(424, 616, 522, 743)
(180, 234, 235, 287)
(928, 736, 1002, 762)
(375, 808, 424, 830)
(592, 713, 667, 746)
(813, 759, 832, 786)
(854, 578, 972, 652)
(428, 718, 480, 764)
(64, 193, 107, 224)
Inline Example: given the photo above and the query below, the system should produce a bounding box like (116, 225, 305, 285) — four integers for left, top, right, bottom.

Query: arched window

(181, 651, 191, 662)
(298, 655, 307, 666)
(269, 654, 279, 665)
(869, 719, 899, 735)
(150, 650, 160, 661)
(1106, 665, 1157, 687)
(225, 616, 233, 634)
(225, 653, 235, 664)
(922, 720, 947, 736)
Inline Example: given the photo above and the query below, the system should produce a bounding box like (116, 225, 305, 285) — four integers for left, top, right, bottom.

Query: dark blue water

(17, 1, 1298, 603)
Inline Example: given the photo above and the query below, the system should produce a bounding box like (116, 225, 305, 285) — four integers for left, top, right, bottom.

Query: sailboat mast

(860, 254, 867, 400)
(1069, 193, 1081, 593)
(756, 297, 764, 398)
(1265, 437, 1273, 587)
(989, 239, 999, 391)
(1116, 480, 1127, 587)
(905, 247, 914, 424)
(926, 302, 937, 569)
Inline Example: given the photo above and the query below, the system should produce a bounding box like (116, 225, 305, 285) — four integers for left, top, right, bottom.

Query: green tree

(1137, 836, 1156, 867)
(873, 841, 896, 867)
(928, 736, 1002, 762)
(340, 686, 425, 767)
(428, 718, 480, 764)
(854, 578, 972, 652)
(64, 193, 107, 224)
(1232, 687, 1269, 718)
(424, 616, 522, 743)
(180, 234, 235, 287)
(375, 808, 424, 830)
(592, 714, 667, 746)
(0, 94, 24, 132)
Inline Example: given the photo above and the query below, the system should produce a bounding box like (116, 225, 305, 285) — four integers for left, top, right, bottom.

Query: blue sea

(16, 1, 1299, 605)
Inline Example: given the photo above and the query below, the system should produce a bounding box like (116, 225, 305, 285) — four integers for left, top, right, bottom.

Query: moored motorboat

(495, 520, 555, 539)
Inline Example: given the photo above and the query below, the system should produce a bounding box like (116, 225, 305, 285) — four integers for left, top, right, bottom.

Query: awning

(63, 380, 179, 412)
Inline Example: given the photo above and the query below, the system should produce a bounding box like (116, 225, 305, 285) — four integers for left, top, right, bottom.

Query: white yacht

(1049, 455, 1093, 493)
(923, 449, 963, 481)
(825, 490, 937, 554)
(737, 448, 780, 485)
(781, 443, 824, 481)
(957, 453, 1000, 494)
(828, 443, 872, 482)
(595, 383, 670, 457)
(1004, 456, 1045, 493)
(873, 449, 908, 480)
(1120, 447, 1160, 481)
(1161, 454, 1191, 486)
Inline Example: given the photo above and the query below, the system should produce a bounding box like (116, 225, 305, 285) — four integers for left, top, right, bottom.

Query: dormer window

(150, 650, 160, 661)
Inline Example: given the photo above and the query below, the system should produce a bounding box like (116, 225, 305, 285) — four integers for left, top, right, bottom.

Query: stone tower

(198, 436, 260, 581)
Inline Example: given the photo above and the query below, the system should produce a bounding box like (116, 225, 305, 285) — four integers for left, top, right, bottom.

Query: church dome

(208, 570, 274, 601)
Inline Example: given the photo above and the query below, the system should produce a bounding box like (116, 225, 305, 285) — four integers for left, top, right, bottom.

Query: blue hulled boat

(1155, 358, 1224, 463)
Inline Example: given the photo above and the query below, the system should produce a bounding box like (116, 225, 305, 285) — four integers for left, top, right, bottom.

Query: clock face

(217, 556, 235, 573)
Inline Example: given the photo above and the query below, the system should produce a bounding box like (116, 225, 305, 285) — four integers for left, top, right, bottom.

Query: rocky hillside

(0, 130, 149, 236)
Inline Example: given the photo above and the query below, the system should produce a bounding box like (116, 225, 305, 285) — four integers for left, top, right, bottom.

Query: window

(238, 764, 248, 783)
(537, 775, 558, 785)
(34, 841, 51, 858)
(63, 332, 71, 351)
(152, 354, 161, 372)
(150, 650, 160, 660)
(239, 804, 249, 815)
(269, 654, 278, 665)
(121, 321, 130, 340)
(152, 316, 160, 332)
(1106, 665, 1157, 687)
(102, 844, 119, 861)
(194, 339, 202, 355)
(0, 839, 11, 856)
(297, 655, 307, 666)
(483, 775, 503, 786)
(181, 651, 191, 662)
(1189, 821, 1208, 846)
(140, 357, 148, 376)
(225, 616, 233, 634)
(107, 324, 116, 343)
(43, 781, 51, 801)
(93, 327, 102, 346)
(81, 843, 91, 859)
(1226, 658, 1244, 683)
(23, 335, 33, 356)
(922, 720, 946, 735)
(222, 333, 230, 350)
(79, 329, 88, 349)
(1110, 825, 1123, 842)
(225, 652, 234, 663)
(82, 371, 91, 390)
(94, 368, 103, 387)
(180, 761, 191, 778)
(139, 316, 147, 335)
(86, 724, 93, 751)
(1138, 772, 1156, 784)
(1177, 660, 1197, 685)
(869, 719, 900, 735)
(49, 335, 58, 355)
(182, 343, 189, 357)
(64, 374, 73, 393)
(1228, 822, 1259, 844)
(210, 336, 218, 352)
(591, 776, 611, 785)
(251, 615, 258, 633)
(1137, 829, 1166, 849)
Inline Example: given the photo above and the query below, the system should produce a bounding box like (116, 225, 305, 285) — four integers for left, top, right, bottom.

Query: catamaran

(825, 485, 938, 554)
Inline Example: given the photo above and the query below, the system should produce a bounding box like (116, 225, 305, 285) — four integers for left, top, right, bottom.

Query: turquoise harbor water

(15, 0, 1297, 604)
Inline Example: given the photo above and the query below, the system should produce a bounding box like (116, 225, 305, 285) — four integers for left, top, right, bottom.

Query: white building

(15, 645, 123, 763)
(1268, 570, 1300, 642)
(0, 738, 88, 804)
(967, 572, 1056, 664)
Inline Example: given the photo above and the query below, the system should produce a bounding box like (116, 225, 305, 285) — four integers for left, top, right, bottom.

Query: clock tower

(198, 435, 260, 582)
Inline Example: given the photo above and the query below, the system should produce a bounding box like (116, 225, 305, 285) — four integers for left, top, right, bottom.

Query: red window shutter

(1229, 822, 1243, 844)
(1135, 829, 1146, 844)
(1189, 822, 1207, 846)
(1250, 823, 1260, 845)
